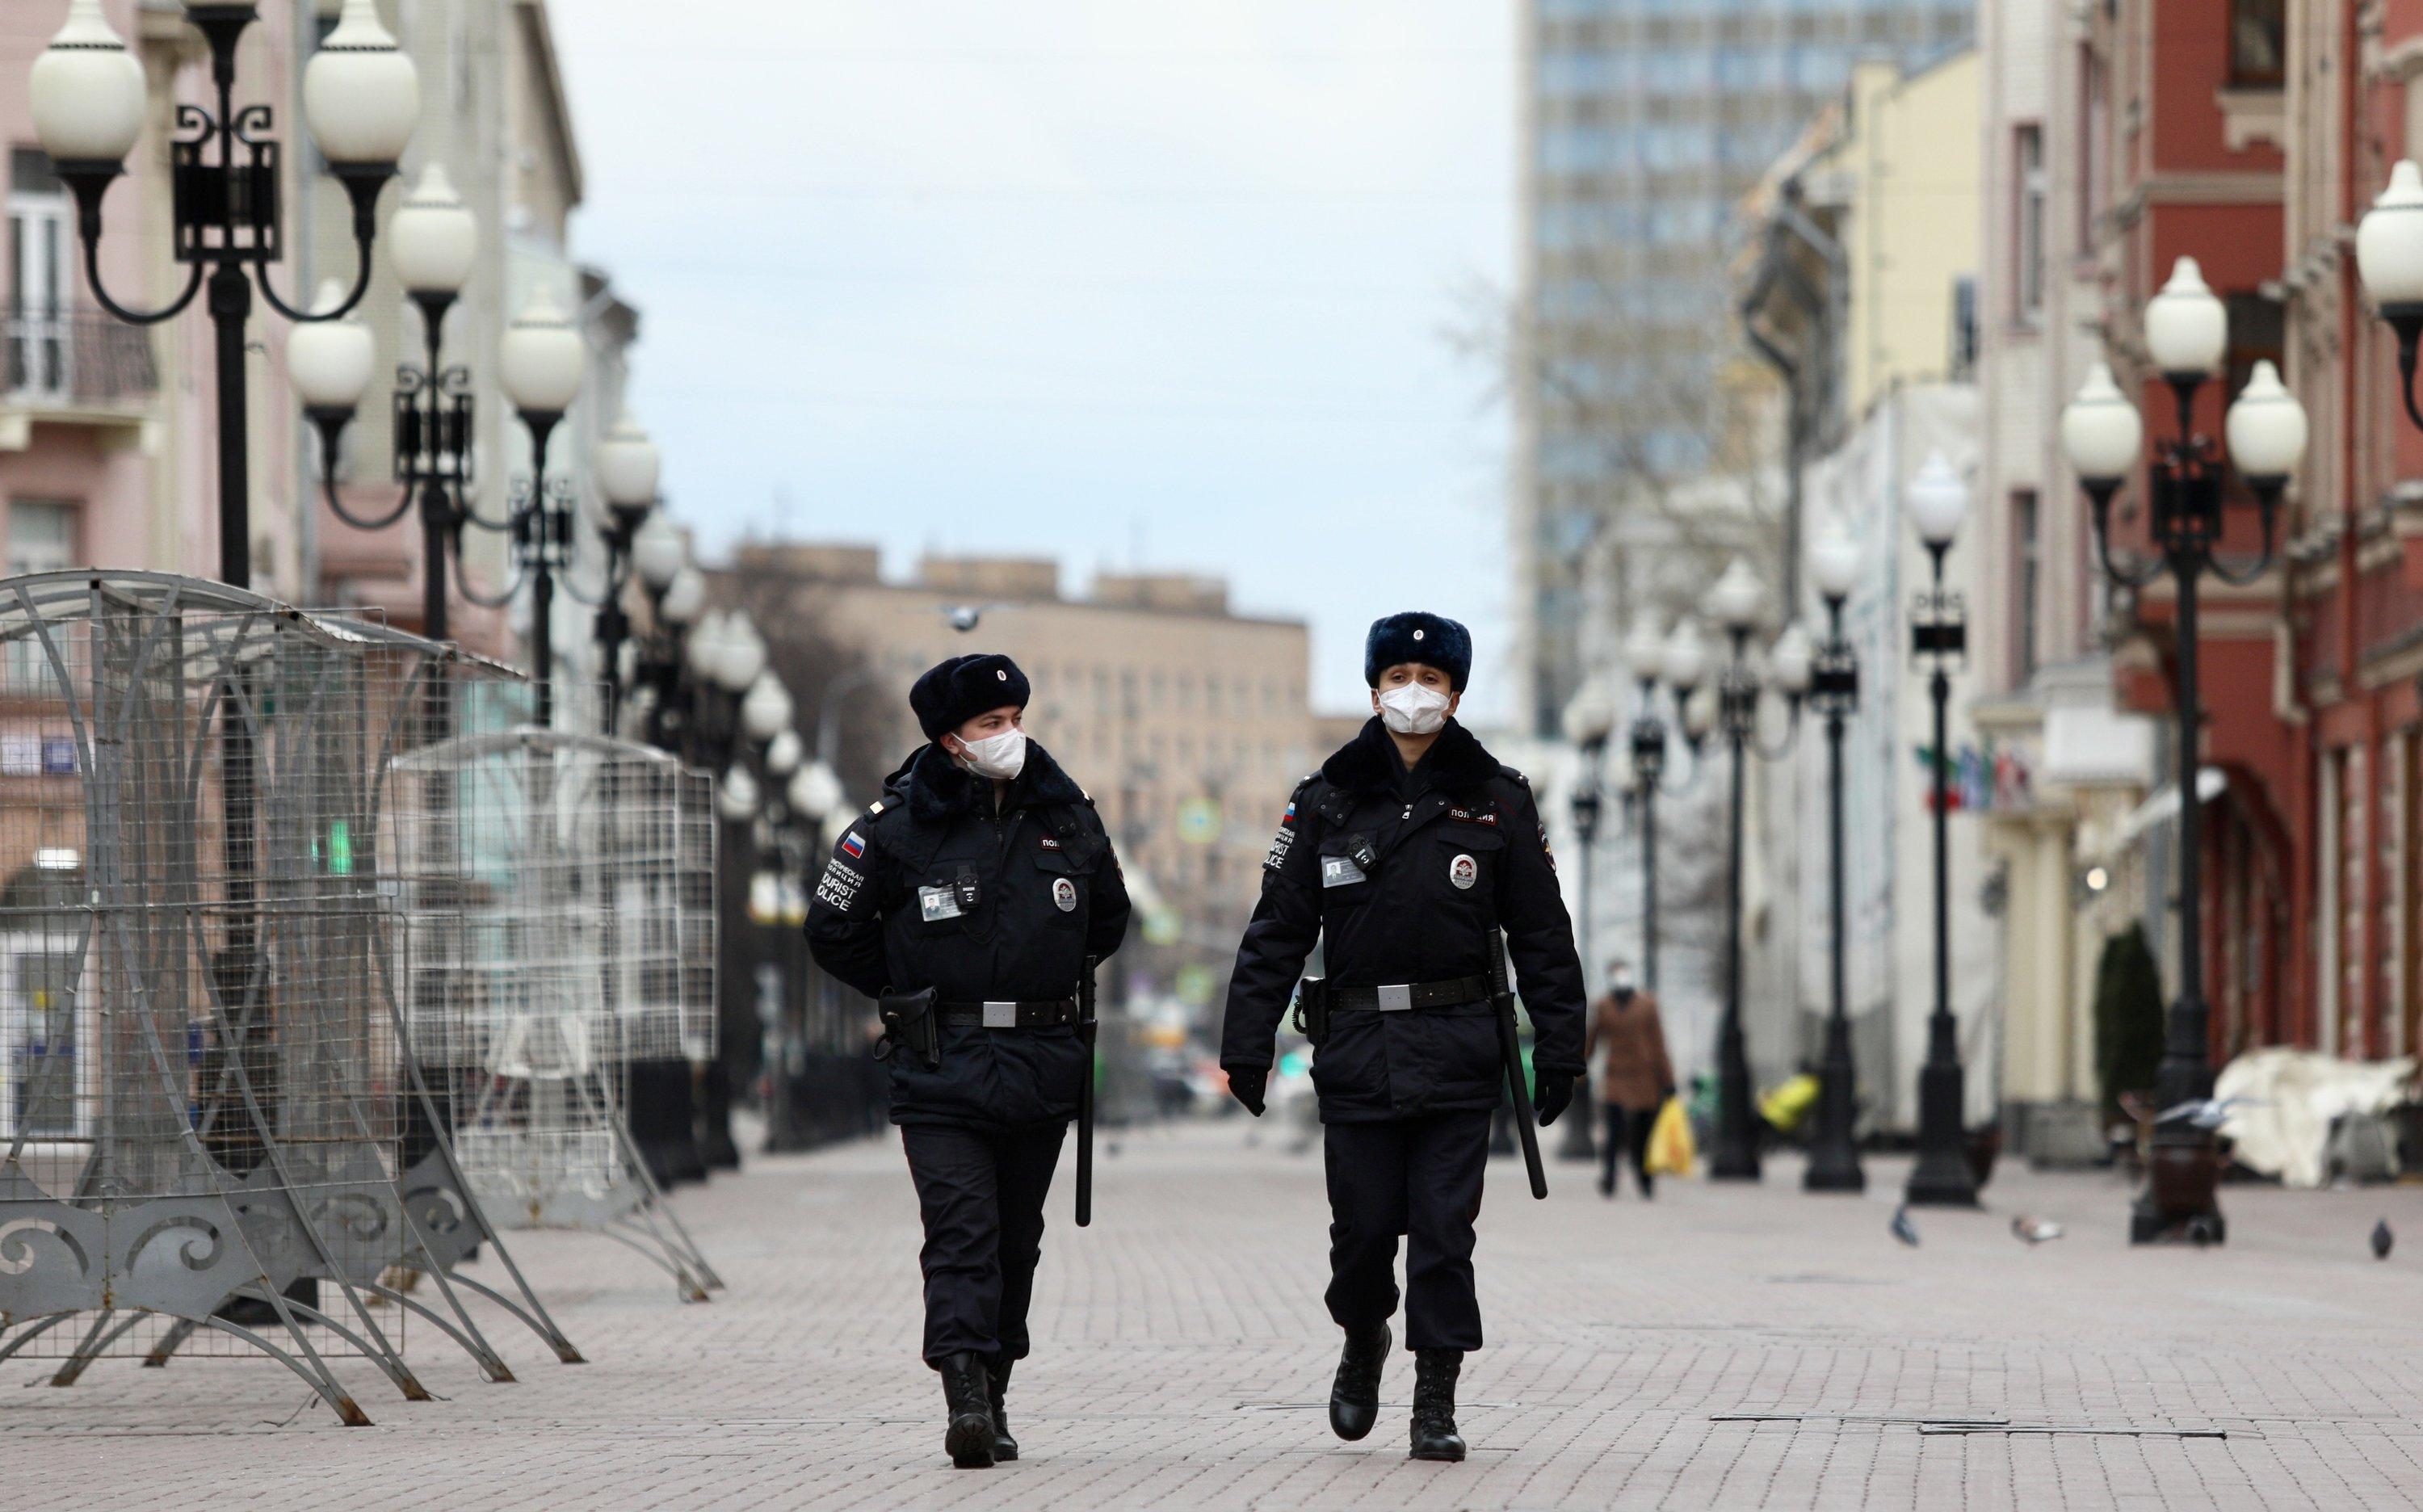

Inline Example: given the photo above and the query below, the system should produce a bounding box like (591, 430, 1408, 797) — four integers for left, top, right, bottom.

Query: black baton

(1489, 927, 1547, 1199)
(1075, 955, 1098, 1226)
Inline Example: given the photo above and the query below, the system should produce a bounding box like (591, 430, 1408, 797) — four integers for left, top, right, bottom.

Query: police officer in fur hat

(1221, 612, 1585, 1462)
(807, 653, 1129, 1469)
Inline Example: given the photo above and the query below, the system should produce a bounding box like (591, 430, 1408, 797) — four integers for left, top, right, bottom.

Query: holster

(1291, 976, 1331, 1048)
(876, 986, 942, 1071)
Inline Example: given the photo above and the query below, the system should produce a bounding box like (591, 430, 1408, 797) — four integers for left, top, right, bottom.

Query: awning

(2114, 766, 2227, 848)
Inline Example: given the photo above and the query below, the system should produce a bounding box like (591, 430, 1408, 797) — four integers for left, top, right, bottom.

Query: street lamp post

(695, 617, 771, 1170)
(1625, 619, 1707, 998)
(625, 512, 689, 732)
(1559, 680, 1616, 1163)
(585, 410, 663, 733)
(619, 556, 710, 1186)
(292, 164, 477, 645)
(1705, 560, 1805, 1182)
(768, 758, 834, 1152)
(1802, 517, 1867, 1193)
(1901, 454, 1980, 1209)
(31, 0, 418, 589)
(706, 757, 762, 1171)
(640, 563, 706, 753)
(488, 290, 588, 726)
(754, 719, 803, 1144)
(2061, 254, 2306, 1244)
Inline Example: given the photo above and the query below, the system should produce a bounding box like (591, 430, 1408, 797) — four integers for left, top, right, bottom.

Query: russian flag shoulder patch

(840, 831, 866, 859)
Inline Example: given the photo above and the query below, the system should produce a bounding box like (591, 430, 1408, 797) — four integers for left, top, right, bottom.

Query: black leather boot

(1409, 1348, 1466, 1462)
(988, 1354, 1018, 1461)
(937, 1352, 997, 1468)
(1328, 1323, 1391, 1441)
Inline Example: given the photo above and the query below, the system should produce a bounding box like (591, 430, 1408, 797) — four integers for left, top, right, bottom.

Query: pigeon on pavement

(1890, 1206, 1920, 1247)
(2374, 1219, 2394, 1260)
(2010, 1216, 2064, 1245)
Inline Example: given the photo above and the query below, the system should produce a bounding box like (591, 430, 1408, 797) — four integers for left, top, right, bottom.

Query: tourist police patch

(1265, 800, 1299, 871)
(815, 859, 866, 914)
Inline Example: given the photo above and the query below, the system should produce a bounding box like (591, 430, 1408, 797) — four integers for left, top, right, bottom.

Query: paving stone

(4, 1122, 2421, 1510)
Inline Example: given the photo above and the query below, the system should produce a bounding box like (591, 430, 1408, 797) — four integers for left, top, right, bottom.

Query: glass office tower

(1514, 0, 1972, 734)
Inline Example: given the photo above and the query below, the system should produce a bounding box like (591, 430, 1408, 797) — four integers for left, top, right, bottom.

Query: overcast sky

(549, 2, 1517, 718)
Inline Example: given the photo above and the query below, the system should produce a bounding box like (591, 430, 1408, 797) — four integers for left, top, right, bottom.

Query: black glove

(1535, 1072, 1575, 1128)
(1225, 1065, 1267, 1117)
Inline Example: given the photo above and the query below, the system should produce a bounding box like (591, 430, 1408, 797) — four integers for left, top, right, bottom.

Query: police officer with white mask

(1220, 613, 1585, 1461)
(808, 653, 1129, 1469)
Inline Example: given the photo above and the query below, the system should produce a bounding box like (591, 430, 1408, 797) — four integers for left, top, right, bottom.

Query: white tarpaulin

(2214, 1048, 2417, 1188)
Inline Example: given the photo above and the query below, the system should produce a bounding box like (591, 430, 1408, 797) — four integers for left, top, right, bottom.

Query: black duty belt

(1330, 975, 1492, 1013)
(938, 998, 1081, 1029)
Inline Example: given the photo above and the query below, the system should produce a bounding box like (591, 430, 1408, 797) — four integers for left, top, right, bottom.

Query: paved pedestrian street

(6, 1121, 2423, 1511)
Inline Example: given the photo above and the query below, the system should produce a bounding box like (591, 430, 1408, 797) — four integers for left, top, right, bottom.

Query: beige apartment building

(717, 543, 1318, 1013)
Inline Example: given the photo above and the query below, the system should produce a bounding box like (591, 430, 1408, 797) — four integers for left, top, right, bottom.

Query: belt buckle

(982, 1002, 1018, 1029)
(1375, 984, 1413, 1013)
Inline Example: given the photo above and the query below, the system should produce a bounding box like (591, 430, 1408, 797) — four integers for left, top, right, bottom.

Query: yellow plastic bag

(1644, 1096, 1695, 1178)
(1759, 1073, 1820, 1135)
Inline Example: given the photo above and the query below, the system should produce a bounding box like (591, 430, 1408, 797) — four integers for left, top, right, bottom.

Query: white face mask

(952, 727, 1027, 781)
(1376, 682, 1451, 736)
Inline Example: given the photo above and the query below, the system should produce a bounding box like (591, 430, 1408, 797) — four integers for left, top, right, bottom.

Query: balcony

(0, 309, 158, 446)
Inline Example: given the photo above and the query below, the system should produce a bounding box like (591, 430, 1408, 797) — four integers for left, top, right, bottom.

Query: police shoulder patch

(814, 858, 867, 914)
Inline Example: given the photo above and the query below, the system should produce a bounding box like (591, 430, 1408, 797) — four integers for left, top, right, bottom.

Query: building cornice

(2119, 171, 2283, 213)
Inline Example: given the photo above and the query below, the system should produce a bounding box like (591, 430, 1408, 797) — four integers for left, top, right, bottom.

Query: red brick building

(2072, 0, 2423, 1064)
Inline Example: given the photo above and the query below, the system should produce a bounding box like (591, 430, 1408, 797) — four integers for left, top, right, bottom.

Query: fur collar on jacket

(1318, 715, 1502, 794)
(885, 737, 1087, 826)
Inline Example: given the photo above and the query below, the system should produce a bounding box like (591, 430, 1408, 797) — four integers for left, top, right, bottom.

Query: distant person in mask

(807, 653, 1130, 1469)
(1221, 611, 1585, 1462)
(1585, 957, 1673, 1199)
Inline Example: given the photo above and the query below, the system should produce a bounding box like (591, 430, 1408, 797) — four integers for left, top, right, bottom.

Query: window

(8, 149, 69, 398)
(1537, 50, 1612, 98)
(2012, 490, 2039, 687)
(4, 500, 73, 687)
(1537, 125, 1618, 176)
(2230, 0, 2285, 89)
(2014, 124, 2046, 324)
(2225, 292, 2285, 399)
(6, 499, 75, 573)
(2078, 45, 2109, 255)
(1949, 276, 1979, 380)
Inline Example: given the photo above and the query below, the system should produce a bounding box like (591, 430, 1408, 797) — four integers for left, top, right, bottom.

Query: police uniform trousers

(1321, 1109, 1491, 1352)
(901, 1122, 1067, 1365)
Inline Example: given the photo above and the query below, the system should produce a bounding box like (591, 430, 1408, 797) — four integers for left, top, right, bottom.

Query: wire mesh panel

(0, 573, 427, 1421)
(392, 726, 717, 1295)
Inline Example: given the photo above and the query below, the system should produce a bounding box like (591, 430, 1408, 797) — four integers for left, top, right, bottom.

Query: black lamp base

(2128, 1140, 2225, 1245)
(1903, 1149, 1980, 1208)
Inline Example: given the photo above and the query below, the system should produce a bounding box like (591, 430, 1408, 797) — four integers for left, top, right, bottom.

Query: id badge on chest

(919, 872, 981, 922)
(1321, 834, 1379, 889)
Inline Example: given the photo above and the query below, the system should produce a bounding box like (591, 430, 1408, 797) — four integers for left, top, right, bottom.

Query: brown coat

(1585, 990, 1674, 1111)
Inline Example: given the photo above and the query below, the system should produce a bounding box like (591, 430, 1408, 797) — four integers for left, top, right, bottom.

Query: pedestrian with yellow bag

(1585, 959, 1676, 1197)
